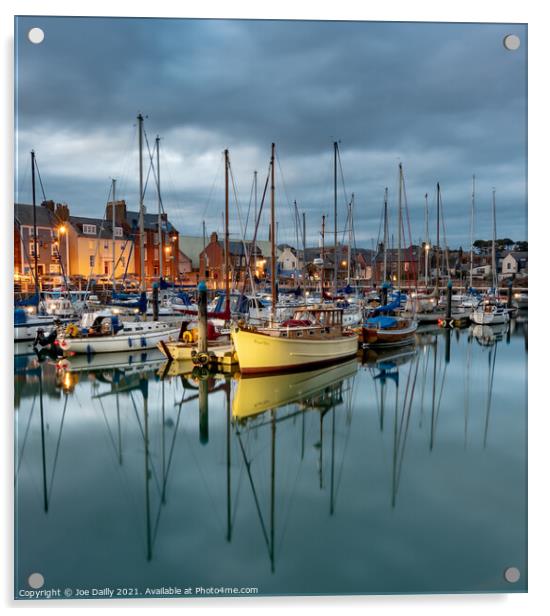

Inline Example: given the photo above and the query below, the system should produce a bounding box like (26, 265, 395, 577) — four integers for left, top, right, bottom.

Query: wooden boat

(232, 144, 358, 375)
(231, 306, 358, 374)
(232, 358, 358, 420)
(357, 314, 418, 347)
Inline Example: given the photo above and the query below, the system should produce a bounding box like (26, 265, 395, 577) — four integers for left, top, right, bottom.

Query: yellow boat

(232, 357, 358, 420)
(231, 306, 358, 375)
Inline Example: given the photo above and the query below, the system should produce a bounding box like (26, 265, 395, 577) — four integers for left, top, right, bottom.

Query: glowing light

(64, 372, 72, 389)
(425, 244, 430, 250)
(58, 225, 67, 234)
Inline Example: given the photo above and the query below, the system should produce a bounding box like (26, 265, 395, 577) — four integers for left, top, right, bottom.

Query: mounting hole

(28, 572, 45, 589)
(28, 27, 45, 44)
(503, 34, 520, 51)
(504, 567, 521, 583)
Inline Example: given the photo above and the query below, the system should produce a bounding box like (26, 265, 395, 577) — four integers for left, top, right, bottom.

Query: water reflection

(14, 316, 528, 595)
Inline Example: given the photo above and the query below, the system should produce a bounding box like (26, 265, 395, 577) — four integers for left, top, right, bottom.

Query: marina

(12, 15, 528, 601)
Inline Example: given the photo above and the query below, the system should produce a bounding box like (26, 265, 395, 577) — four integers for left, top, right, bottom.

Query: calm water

(14, 318, 528, 599)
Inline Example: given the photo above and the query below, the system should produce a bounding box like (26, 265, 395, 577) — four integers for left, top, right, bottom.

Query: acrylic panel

(14, 16, 527, 600)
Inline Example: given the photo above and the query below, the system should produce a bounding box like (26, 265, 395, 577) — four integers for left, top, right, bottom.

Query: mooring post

(152, 282, 159, 321)
(198, 280, 208, 355)
(446, 280, 452, 321)
(507, 279, 513, 309)
(198, 375, 209, 445)
(381, 281, 389, 307)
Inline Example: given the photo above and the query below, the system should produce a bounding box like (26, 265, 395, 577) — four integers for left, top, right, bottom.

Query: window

(89, 255, 95, 267)
(104, 243, 109, 251)
(104, 262, 110, 275)
(51, 243, 58, 257)
(114, 227, 123, 237)
(49, 264, 61, 274)
(29, 243, 39, 257)
(83, 224, 97, 235)
(507, 262, 512, 270)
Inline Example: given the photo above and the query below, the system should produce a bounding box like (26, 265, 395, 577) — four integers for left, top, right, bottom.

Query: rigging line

(275, 151, 298, 245)
(419, 344, 430, 428)
(483, 343, 498, 448)
(395, 354, 420, 490)
(46, 393, 70, 501)
(152, 400, 184, 544)
(143, 127, 164, 211)
(33, 156, 48, 203)
(97, 389, 124, 463)
(243, 172, 256, 241)
(235, 429, 271, 551)
(202, 152, 224, 223)
(245, 160, 271, 273)
(336, 145, 349, 218)
(401, 172, 418, 286)
(16, 393, 38, 475)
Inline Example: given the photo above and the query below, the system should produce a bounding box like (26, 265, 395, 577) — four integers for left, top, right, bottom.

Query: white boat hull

(59, 326, 181, 354)
(471, 309, 509, 325)
(231, 327, 358, 374)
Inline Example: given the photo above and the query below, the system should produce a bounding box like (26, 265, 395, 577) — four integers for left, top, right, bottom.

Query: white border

(1, 2, 545, 615)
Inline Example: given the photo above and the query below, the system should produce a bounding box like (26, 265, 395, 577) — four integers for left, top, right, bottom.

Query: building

(107, 200, 180, 282)
(199, 232, 265, 288)
(14, 201, 70, 284)
(501, 251, 528, 278)
(67, 212, 134, 280)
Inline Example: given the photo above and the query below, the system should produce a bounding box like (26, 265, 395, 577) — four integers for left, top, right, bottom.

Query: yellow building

(67, 215, 135, 279)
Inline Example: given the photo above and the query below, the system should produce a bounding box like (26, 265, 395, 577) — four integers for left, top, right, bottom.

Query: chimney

(106, 199, 127, 225)
(41, 200, 55, 213)
(55, 202, 70, 221)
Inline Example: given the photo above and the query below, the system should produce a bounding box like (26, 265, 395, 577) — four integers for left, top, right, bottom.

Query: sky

(14, 17, 527, 249)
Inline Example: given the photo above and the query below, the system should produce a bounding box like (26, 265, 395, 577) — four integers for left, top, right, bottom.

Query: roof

(179, 235, 206, 267)
(69, 215, 133, 239)
(125, 209, 178, 233)
(14, 203, 57, 228)
(504, 251, 528, 260)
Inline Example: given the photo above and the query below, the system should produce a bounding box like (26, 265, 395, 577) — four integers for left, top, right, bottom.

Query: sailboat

(471, 189, 509, 325)
(231, 144, 358, 374)
(55, 115, 181, 353)
(358, 165, 417, 347)
(158, 149, 233, 362)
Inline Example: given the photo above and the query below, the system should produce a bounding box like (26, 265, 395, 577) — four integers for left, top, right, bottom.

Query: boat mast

(333, 141, 338, 293)
(469, 175, 475, 290)
(424, 192, 429, 289)
(397, 164, 403, 291)
(270, 143, 276, 322)
(224, 149, 230, 315)
(156, 135, 163, 283)
(31, 150, 39, 299)
(111, 178, 117, 289)
(321, 214, 325, 294)
(435, 182, 440, 294)
(138, 113, 145, 294)
(383, 187, 388, 283)
(491, 188, 497, 291)
(347, 195, 353, 285)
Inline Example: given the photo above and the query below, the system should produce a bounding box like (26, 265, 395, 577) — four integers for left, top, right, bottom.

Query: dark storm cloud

(15, 17, 527, 247)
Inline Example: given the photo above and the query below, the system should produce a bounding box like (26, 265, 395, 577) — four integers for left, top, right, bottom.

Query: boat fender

(182, 331, 193, 343)
(194, 351, 209, 366)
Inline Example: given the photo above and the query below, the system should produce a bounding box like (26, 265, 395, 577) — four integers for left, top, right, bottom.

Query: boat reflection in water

(14, 316, 527, 595)
(232, 359, 358, 420)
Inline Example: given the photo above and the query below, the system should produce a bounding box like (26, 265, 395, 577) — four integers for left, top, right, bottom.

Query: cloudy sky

(15, 17, 527, 249)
